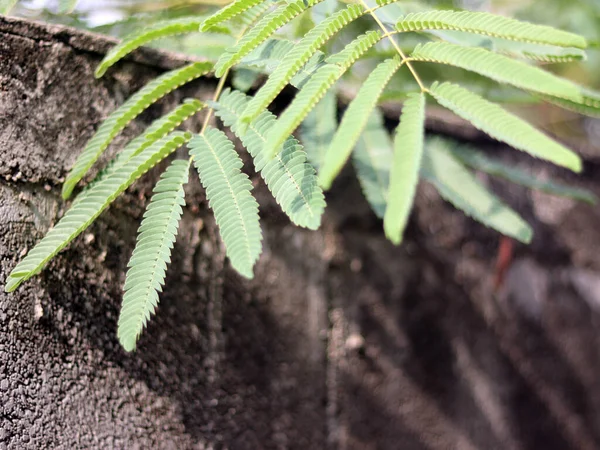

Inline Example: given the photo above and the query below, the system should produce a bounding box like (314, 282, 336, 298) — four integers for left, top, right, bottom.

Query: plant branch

(360, 0, 426, 91)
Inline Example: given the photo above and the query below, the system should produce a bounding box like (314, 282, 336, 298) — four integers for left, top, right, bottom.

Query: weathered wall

(2, 15, 600, 450)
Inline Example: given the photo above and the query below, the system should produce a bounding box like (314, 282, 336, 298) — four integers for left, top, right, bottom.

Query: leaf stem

(361, 0, 427, 92)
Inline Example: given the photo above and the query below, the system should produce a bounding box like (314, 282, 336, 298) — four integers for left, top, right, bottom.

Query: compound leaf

(449, 143, 597, 204)
(422, 138, 533, 243)
(95, 18, 212, 78)
(428, 82, 582, 172)
(212, 89, 325, 230)
(264, 31, 384, 157)
(188, 127, 262, 278)
(5, 132, 191, 293)
(352, 108, 393, 218)
(118, 159, 190, 352)
(319, 56, 404, 189)
(396, 10, 587, 48)
(384, 93, 426, 245)
(63, 62, 212, 199)
(411, 42, 582, 101)
(240, 3, 367, 128)
(300, 89, 338, 171)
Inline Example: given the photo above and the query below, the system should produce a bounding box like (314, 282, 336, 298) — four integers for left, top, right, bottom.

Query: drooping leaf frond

(73, 100, 204, 205)
(264, 64, 342, 158)
(428, 82, 582, 173)
(200, 0, 265, 31)
(300, 90, 338, 171)
(118, 159, 190, 352)
(62, 62, 212, 200)
(215, 0, 326, 77)
(239, 4, 368, 128)
(325, 30, 384, 68)
(449, 142, 597, 204)
(264, 31, 385, 157)
(319, 57, 405, 189)
(411, 42, 582, 101)
(396, 11, 587, 49)
(188, 128, 262, 278)
(95, 18, 213, 78)
(538, 87, 600, 118)
(239, 38, 326, 89)
(4, 132, 191, 293)
(212, 89, 325, 230)
(352, 109, 393, 219)
(430, 30, 587, 63)
(422, 138, 533, 243)
(384, 93, 426, 245)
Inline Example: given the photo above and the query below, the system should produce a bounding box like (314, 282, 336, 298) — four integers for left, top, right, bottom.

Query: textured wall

(2, 15, 600, 450)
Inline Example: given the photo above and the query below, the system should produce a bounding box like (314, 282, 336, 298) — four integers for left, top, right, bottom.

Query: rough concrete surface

(2, 15, 600, 450)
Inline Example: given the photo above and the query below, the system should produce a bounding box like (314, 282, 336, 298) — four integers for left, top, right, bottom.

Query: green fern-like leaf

(422, 138, 533, 243)
(73, 100, 204, 205)
(352, 108, 393, 219)
(384, 93, 425, 245)
(325, 30, 384, 68)
(240, 39, 326, 89)
(431, 30, 587, 63)
(188, 128, 262, 277)
(63, 62, 212, 200)
(264, 31, 384, 157)
(215, 0, 326, 77)
(396, 10, 587, 49)
(95, 18, 214, 78)
(538, 87, 600, 118)
(319, 57, 404, 189)
(300, 90, 338, 171)
(410, 42, 582, 101)
(118, 159, 189, 352)
(428, 82, 582, 173)
(4, 132, 191, 293)
(264, 64, 342, 158)
(200, 0, 266, 31)
(239, 4, 368, 128)
(212, 89, 325, 230)
(449, 143, 597, 204)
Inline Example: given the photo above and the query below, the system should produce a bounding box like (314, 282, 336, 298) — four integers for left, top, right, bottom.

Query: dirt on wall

(2, 14, 600, 450)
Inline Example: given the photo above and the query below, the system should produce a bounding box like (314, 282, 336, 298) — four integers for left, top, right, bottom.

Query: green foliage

(384, 93, 425, 245)
(239, 3, 367, 128)
(200, 0, 266, 32)
(352, 109, 393, 219)
(395, 10, 587, 48)
(428, 82, 582, 172)
(5, 132, 191, 293)
(410, 42, 582, 101)
(0, 0, 19, 14)
(319, 56, 404, 189)
(422, 138, 533, 243)
(5, 0, 597, 351)
(214, 0, 326, 77)
(62, 62, 212, 199)
(300, 90, 338, 171)
(188, 128, 262, 278)
(118, 159, 190, 352)
(212, 89, 325, 230)
(449, 143, 597, 205)
(95, 18, 214, 78)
